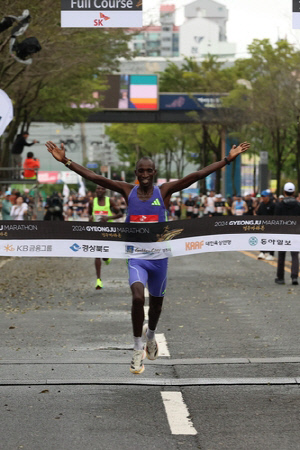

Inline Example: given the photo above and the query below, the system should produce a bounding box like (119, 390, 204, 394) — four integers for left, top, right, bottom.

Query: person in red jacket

(23, 152, 40, 179)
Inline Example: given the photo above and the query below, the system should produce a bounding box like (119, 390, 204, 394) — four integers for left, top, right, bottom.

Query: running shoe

(104, 258, 111, 266)
(292, 278, 299, 286)
(95, 278, 103, 290)
(265, 253, 275, 261)
(275, 278, 285, 285)
(143, 324, 159, 360)
(257, 252, 265, 260)
(130, 349, 146, 374)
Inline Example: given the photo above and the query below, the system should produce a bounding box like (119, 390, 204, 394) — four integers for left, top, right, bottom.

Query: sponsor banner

(61, 0, 143, 11)
(159, 94, 226, 111)
(61, 0, 143, 28)
(0, 216, 299, 259)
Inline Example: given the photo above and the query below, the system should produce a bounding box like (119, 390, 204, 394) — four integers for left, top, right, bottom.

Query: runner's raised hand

(45, 141, 66, 162)
(228, 142, 250, 162)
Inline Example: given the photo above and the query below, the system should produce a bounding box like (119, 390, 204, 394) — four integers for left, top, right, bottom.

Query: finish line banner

(0, 217, 299, 259)
(61, 0, 143, 28)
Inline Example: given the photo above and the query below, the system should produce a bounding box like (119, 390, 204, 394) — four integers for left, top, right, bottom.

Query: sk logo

(94, 13, 110, 27)
(151, 199, 161, 206)
(100, 13, 110, 21)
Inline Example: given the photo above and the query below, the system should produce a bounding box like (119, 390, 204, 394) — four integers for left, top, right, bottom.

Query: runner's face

(96, 186, 106, 198)
(135, 160, 156, 187)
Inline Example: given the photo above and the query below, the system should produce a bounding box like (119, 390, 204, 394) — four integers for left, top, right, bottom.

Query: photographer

(23, 151, 40, 180)
(11, 132, 38, 179)
(44, 193, 64, 221)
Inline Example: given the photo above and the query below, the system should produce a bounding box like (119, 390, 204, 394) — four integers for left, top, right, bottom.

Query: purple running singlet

(127, 185, 168, 297)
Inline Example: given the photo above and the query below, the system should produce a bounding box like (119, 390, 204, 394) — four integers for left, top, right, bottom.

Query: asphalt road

(1, 251, 300, 450)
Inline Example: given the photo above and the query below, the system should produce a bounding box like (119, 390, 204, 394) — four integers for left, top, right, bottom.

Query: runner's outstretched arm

(45, 141, 133, 198)
(160, 142, 250, 199)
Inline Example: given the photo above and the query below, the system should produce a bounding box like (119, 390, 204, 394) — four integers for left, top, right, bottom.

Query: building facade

(128, 5, 179, 57)
(122, 0, 236, 75)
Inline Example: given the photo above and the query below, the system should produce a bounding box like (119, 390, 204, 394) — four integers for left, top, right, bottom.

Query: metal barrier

(0, 167, 39, 184)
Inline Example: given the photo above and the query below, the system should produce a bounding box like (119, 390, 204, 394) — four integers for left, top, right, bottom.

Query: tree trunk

(275, 128, 281, 197)
(201, 125, 210, 193)
(214, 135, 222, 194)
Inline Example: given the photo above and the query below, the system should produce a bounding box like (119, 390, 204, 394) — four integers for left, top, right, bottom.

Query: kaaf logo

(185, 240, 204, 251)
(70, 243, 81, 252)
(94, 12, 110, 27)
(4, 244, 15, 252)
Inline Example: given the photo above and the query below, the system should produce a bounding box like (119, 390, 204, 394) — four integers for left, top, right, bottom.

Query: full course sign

(61, 0, 143, 28)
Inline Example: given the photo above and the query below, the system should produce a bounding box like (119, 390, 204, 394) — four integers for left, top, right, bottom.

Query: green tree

(159, 56, 239, 192)
(225, 39, 300, 194)
(0, 0, 132, 170)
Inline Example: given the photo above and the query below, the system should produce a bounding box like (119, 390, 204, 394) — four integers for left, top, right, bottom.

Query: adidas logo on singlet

(151, 199, 161, 206)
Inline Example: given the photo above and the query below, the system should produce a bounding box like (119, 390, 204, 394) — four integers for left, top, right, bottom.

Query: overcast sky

(143, 0, 300, 57)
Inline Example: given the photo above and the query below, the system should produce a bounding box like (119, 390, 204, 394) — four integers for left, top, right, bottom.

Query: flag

(78, 175, 86, 197)
(62, 183, 70, 203)
(0, 89, 13, 136)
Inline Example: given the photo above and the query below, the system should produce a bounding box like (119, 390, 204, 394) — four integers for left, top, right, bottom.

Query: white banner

(0, 217, 299, 259)
(61, 10, 143, 27)
(1, 234, 299, 259)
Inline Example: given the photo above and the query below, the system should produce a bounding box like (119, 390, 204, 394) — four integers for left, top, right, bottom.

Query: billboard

(159, 93, 226, 110)
(61, 0, 143, 28)
(96, 74, 159, 110)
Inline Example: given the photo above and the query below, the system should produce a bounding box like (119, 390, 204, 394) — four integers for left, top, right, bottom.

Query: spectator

(173, 197, 181, 220)
(244, 192, 255, 215)
(274, 182, 300, 285)
(23, 152, 40, 180)
(204, 191, 215, 216)
(1, 191, 12, 220)
(192, 196, 200, 218)
(214, 194, 226, 216)
(224, 195, 232, 216)
(44, 193, 64, 221)
(184, 194, 195, 219)
(231, 194, 248, 216)
(11, 132, 38, 179)
(256, 190, 276, 260)
(10, 196, 28, 220)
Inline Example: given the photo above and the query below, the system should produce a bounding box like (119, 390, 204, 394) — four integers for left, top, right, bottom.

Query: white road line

(143, 287, 170, 357)
(156, 333, 170, 357)
(161, 391, 197, 435)
(0, 258, 12, 269)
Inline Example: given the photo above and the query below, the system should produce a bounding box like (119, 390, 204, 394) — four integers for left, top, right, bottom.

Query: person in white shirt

(204, 191, 216, 216)
(10, 196, 28, 220)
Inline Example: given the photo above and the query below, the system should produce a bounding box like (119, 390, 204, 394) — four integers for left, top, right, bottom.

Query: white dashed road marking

(156, 333, 170, 357)
(144, 287, 170, 357)
(161, 391, 197, 435)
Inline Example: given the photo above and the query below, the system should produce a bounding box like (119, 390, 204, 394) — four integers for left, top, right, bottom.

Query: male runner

(45, 140, 250, 374)
(89, 185, 122, 289)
